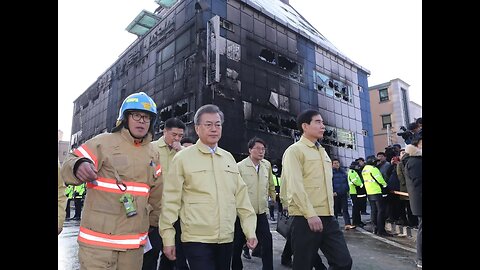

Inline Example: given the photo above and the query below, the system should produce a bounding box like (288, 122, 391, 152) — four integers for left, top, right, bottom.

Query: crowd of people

(57, 91, 422, 269)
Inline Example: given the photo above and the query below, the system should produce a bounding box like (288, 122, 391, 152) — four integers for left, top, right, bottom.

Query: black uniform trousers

(183, 242, 233, 270)
(291, 216, 352, 270)
(232, 213, 273, 270)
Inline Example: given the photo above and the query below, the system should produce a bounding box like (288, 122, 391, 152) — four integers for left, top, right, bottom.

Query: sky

(58, 0, 421, 141)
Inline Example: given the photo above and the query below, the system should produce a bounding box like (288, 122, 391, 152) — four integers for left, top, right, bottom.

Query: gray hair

(194, 104, 224, 125)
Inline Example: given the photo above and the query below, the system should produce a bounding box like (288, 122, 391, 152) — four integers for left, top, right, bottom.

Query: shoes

(270, 216, 276, 221)
(344, 224, 356, 230)
(242, 251, 251, 259)
(281, 259, 292, 267)
(361, 212, 370, 215)
(416, 260, 422, 268)
(395, 220, 407, 226)
(73, 217, 81, 220)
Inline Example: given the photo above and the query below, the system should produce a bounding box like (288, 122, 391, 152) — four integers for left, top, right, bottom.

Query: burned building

(69, 0, 375, 167)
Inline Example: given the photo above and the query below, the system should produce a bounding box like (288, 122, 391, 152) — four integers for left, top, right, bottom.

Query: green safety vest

(347, 169, 363, 195)
(272, 175, 281, 187)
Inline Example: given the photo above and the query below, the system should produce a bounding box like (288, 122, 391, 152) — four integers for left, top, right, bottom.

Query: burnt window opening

(159, 105, 173, 123)
(174, 99, 189, 121)
(260, 114, 280, 134)
(220, 17, 234, 32)
(259, 49, 276, 65)
(278, 55, 296, 71)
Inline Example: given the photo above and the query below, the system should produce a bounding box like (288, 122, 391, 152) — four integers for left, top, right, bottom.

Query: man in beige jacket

(159, 104, 257, 269)
(282, 109, 352, 270)
(232, 137, 276, 270)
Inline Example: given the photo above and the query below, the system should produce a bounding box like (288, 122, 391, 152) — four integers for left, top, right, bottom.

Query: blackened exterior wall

(70, 0, 373, 167)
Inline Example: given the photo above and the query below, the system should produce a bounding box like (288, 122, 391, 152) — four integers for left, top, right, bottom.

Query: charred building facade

(69, 0, 375, 167)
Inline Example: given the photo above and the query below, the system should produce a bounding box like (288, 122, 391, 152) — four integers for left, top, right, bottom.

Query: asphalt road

(59, 211, 418, 270)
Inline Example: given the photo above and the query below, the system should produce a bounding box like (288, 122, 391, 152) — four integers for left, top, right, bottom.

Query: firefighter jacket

(361, 165, 386, 196)
(58, 160, 67, 233)
(347, 169, 363, 195)
(159, 140, 257, 247)
(151, 135, 184, 176)
(282, 136, 334, 218)
(237, 157, 276, 214)
(60, 128, 163, 250)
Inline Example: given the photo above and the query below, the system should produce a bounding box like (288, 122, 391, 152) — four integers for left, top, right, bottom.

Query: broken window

(220, 17, 234, 32)
(259, 49, 276, 65)
(159, 105, 173, 123)
(278, 55, 296, 71)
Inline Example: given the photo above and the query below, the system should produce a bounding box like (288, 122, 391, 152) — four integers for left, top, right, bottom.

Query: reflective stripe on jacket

(78, 226, 148, 249)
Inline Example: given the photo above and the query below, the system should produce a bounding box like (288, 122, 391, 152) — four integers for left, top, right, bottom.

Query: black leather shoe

(242, 251, 251, 259)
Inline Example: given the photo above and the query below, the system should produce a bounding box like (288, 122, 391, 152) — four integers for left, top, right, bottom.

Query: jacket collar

(195, 139, 223, 156)
(120, 127, 152, 146)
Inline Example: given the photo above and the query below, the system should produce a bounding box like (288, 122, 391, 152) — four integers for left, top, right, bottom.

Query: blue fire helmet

(116, 92, 157, 125)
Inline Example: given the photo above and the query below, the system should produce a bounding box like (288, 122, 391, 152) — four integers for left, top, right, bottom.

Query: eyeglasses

(130, 112, 152, 123)
(200, 122, 222, 129)
(252, 147, 266, 152)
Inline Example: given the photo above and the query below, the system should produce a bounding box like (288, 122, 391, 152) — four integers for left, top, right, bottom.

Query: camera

(397, 126, 414, 144)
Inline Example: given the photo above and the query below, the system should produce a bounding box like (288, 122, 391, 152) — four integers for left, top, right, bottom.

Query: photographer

(397, 122, 421, 145)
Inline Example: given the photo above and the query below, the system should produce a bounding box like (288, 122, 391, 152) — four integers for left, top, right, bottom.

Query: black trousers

(350, 194, 363, 226)
(232, 213, 273, 270)
(291, 216, 352, 270)
(143, 220, 189, 270)
(73, 198, 83, 218)
(369, 196, 387, 234)
(183, 242, 233, 270)
(281, 224, 326, 270)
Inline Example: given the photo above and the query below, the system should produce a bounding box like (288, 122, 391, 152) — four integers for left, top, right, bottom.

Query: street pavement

(59, 207, 419, 269)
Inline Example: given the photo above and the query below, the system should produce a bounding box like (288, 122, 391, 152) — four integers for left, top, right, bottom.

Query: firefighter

(60, 92, 163, 270)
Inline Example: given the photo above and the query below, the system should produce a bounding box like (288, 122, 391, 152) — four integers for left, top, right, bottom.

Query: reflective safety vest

(272, 175, 281, 187)
(78, 226, 148, 249)
(73, 183, 86, 198)
(361, 165, 386, 195)
(65, 185, 74, 199)
(347, 169, 363, 195)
